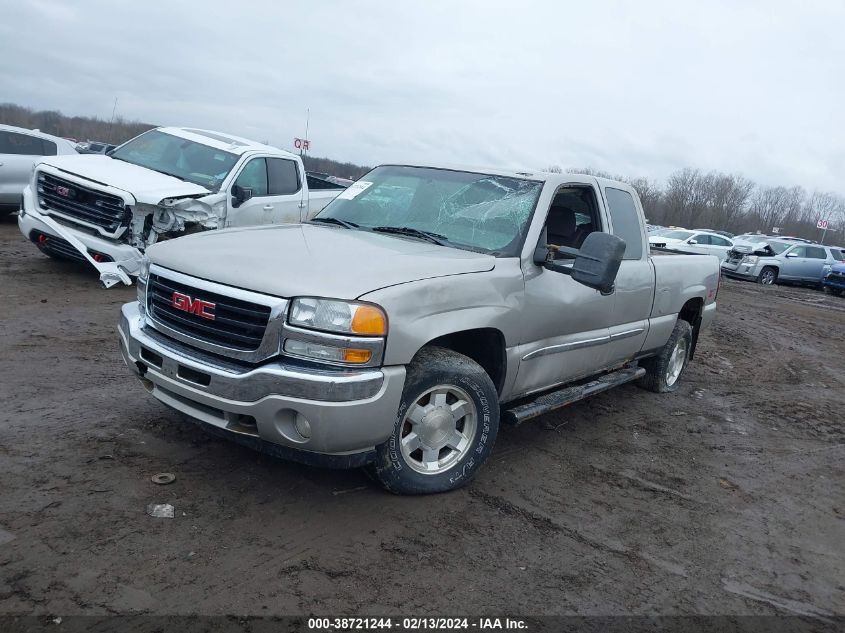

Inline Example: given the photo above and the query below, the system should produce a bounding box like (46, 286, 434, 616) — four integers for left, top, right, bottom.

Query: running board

(503, 365, 646, 426)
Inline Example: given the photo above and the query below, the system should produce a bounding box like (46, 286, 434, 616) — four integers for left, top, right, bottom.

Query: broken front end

(18, 165, 225, 287)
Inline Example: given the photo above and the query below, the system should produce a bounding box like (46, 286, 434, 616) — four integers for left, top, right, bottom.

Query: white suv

(0, 124, 77, 215)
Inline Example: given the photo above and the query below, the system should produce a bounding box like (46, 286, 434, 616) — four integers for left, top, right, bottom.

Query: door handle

(263, 204, 273, 211)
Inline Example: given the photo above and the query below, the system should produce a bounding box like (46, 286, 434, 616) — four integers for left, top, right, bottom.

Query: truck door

(600, 186, 651, 366)
(228, 156, 303, 227)
(514, 184, 615, 396)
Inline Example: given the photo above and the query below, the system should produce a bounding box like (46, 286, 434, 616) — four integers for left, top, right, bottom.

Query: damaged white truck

(17, 127, 343, 287)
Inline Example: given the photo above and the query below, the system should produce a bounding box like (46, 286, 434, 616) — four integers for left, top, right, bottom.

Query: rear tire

(369, 347, 499, 495)
(638, 320, 693, 393)
(757, 266, 778, 285)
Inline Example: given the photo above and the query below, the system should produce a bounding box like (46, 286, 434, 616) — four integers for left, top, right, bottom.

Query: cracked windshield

(316, 165, 543, 255)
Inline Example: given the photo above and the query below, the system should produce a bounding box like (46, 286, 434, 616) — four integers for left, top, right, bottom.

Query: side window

(604, 187, 643, 259)
(692, 234, 711, 245)
(711, 236, 731, 247)
(806, 246, 827, 259)
(0, 131, 45, 156)
(41, 139, 58, 156)
(788, 246, 806, 257)
(234, 158, 268, 197)
(267, 158, 300, 195)
(544, 186, 602, 258)
(831, 249, 844, 261)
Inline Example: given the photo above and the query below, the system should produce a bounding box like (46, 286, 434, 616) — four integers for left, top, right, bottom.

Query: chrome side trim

(145, 264, 288, 363)
(609, 327, 645, 341)
(522, 335, 609, 361)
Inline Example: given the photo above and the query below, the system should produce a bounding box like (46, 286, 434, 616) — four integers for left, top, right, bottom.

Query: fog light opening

(294, 414, 311, 440)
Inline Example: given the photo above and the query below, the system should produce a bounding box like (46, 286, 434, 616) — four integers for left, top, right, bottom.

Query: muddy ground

(0, 215, 843, 619)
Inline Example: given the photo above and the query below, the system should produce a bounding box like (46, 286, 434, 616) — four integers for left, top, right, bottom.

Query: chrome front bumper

(118, 302, 406, 462)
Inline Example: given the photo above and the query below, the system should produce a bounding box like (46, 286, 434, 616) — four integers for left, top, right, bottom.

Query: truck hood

(38, 154, 211, 203)
(146, 224, 497, 299)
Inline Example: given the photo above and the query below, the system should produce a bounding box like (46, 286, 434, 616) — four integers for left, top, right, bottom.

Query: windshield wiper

(309, 217, 359, 229)
(371, 226, 448, 246)
(109, 155, 186, 182)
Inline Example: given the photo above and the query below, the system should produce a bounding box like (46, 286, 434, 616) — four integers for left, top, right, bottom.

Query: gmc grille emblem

(171, 291, 216, 320)
(56, 185, 72, 197)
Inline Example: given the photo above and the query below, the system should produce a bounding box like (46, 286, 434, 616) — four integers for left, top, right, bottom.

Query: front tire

(638, 320, 693, 393)
(370, 347, 499, 495)
(757, 266, 778, 285)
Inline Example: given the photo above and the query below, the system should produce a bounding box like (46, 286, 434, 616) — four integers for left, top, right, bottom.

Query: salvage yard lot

(0, 214, 843, 617)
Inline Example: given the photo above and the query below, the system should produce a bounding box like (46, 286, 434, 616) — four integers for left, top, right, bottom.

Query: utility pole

(107, 97, 118, 143)
(302, 108, 310, 158)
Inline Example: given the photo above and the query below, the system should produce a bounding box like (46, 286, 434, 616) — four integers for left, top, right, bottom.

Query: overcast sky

(1, 0, 842, 193)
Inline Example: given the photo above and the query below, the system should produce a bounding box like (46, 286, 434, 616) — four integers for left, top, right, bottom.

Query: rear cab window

(604, 187, 644, 259)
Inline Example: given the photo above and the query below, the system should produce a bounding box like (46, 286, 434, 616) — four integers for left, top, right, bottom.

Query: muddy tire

(369, 347, 499, 495)
(638, 320, 693, 394)
(824, 286, 842, 296)
(757, 266, 778, 285)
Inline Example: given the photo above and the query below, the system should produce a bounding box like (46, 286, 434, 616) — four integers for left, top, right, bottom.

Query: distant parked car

(694, 228, 734, 239)
(722, 239, 843, 286)
(822, 261, 845, 296)
(732, 232, 811, 244)
(76, 140, 117, 155)
(649, 229, 734, 261)
(0, 124, 77, 215)
(305, 171, 350, 190)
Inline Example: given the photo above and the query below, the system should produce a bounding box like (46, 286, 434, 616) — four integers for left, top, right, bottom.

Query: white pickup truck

(17, 127, 344, 287)
(119, 164, 720, 494)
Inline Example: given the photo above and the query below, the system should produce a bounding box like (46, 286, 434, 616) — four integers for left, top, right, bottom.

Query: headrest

(547, 207, 576, 236)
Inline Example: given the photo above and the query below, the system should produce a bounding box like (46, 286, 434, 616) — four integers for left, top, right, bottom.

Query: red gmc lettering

(171, 291, 216, 320)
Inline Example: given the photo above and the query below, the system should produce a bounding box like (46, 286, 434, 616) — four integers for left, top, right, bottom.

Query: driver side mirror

(688, 239, 698, 245)
(231, 184, 253, 208)
(571, 232, 626, 293)
(785, 252, 798, 258)
(537, 231, 626, 294)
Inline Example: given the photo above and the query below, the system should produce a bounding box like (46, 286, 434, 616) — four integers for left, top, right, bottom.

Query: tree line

(549, 165, 844, 244)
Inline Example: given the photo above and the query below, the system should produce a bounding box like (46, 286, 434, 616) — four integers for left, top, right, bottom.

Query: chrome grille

(37, 171, 127, 234)
(147, 274, 272, 351)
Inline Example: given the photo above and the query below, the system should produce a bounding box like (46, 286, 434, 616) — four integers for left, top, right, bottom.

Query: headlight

(137, 256, 150, 314)
(138, 255, 151, 282)
(283, 339, 372, 364)
(741, 256, 759, 265)
(288, 298, 387, 336)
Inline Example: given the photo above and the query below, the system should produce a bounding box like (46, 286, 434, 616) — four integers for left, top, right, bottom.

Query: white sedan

(649, 229, 734, 261)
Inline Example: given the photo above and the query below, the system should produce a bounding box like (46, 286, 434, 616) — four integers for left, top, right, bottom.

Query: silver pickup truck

(118, 165, 719, 494)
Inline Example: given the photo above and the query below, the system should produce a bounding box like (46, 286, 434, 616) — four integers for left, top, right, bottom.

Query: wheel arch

(678, 297, 704, 360)
(417, 328, 507, 395)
